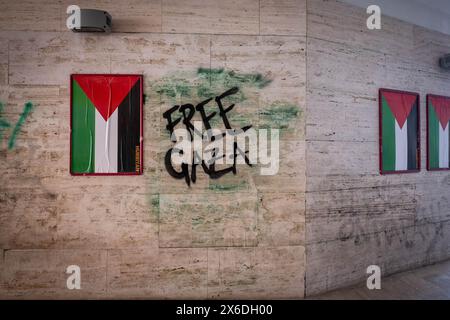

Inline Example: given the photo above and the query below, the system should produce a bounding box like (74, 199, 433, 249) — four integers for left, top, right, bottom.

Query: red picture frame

(426, 94, 450, 171)
(70, 74, 144, 176)
(379, 88, 420, 175)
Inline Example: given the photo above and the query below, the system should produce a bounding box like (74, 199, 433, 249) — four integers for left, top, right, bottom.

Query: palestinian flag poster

(70, 74, 143, 175)
(379, 89, 420, 174)
(427, 94, 450, 171)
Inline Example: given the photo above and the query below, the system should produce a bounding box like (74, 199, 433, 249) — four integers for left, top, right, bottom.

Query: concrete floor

(311, 260, 450, 300)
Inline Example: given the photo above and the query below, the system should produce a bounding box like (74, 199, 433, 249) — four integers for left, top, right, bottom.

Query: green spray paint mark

(148, 194, 160, 223)
(153, 77, 193, 101)
(150, 194, 159, 211)
(260, 103, 301, 130)
(151, 195, 160, 210)
(228, 113, 254, 128)
(0, 102, 11, 144)
(191, 216, 205, 226)
(197, 68, 272, 103)
(153, 69, 272, 104)
(197, 68, 272, 90)
(8, 101, 34, 150)
(0, 119, 10, 128)
(209, 181, 247, 192)
(196, 84, 215, 99)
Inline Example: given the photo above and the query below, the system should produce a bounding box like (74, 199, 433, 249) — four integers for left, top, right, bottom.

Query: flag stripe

(395, 119, 408, 171)
(407, 102, 418, 170)
(429, 103, 440, 169)
(72, 81, 95, 173)
(448, 120, 450, 168)
(95, 108, 118, 173)
(382, 96, 396, 171)
(439, 122, 449, 168)
(118, 79, 141, 173)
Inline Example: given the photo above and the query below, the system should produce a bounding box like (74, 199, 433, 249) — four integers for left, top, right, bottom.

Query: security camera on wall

(439, 54, 450, 70)
(66, 5, 112, 33)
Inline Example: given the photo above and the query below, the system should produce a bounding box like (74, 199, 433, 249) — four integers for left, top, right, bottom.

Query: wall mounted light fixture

(67, 7, 112, 33)
(439, 54, 450, 70)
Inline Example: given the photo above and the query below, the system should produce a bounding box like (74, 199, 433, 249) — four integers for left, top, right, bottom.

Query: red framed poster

(70, 74, 144, 176)
(427, 94, 450, 171)
(379, 88, 420, 174)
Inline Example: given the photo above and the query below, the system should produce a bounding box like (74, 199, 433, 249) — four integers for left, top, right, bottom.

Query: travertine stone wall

(0, 0, 306, 298)
(306, 0, 450, 295)
(0, 0, 449, 299)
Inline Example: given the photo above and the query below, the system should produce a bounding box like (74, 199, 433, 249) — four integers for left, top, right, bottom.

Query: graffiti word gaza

(163, 87, 252, 186)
